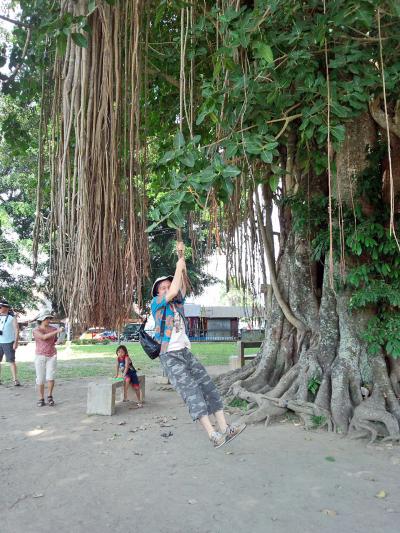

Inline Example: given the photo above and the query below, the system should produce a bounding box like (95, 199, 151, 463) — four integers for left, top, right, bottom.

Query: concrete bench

(237, 340, 263, 367)
(87, 375, 145, 416)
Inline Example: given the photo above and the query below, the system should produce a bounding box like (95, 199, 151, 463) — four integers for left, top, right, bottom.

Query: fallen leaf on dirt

(321, 509, 337, 517)
(133, 451, 143, 456)
(325, 456, 336, 462)
(375, 490, 387, 499)
(161, 431, 173, 438)
(225, 451, 234, 455)
(32, 493, 44, 498)
(118, 421, 126, 426)
(92, 428, 102, 432)
(187, 499, 197, 505)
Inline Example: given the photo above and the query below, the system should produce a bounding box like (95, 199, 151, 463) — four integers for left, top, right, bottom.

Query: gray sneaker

(224, 422, 247, 443)
(210, 431, 227, 448)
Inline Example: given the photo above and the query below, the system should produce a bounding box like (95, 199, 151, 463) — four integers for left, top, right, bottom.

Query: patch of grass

(0, 342, 234, 384)
(71, 339, 110, 345)
(311, 414, 326, 428)
(58, 341, 236, 366)
(228, 398, 249, 411)
(1, 362, 37, 383)
(0, 359, 116, 384)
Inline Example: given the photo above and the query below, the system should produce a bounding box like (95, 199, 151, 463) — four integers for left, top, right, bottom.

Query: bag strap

(160, 306, 167, 338)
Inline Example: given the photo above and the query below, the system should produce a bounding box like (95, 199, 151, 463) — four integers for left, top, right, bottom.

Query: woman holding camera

(33, 311, 64, 407)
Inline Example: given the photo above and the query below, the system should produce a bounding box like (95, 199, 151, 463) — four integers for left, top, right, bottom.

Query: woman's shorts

(35, 354, 57, 385)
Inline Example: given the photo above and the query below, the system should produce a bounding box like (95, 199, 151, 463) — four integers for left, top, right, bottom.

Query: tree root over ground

(219, 354, 400, 443)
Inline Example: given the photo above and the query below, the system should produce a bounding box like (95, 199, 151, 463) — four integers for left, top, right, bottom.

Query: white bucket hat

(36, 310, 54, 321)
(151, 275, 173, 297)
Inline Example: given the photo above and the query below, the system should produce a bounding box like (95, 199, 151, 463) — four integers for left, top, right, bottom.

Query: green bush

(71, 339, 110, 346)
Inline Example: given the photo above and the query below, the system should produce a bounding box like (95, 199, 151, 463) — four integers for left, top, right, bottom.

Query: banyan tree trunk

(216, 113, 400, 443)
(49, 0, 149, 329)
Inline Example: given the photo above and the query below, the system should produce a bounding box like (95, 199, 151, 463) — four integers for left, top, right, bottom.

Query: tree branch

(0, 15, 31, 29)
(2, 28, 32, 85)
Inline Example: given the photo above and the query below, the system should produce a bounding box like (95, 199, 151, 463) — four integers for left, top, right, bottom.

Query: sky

(189, 196, 280, 308)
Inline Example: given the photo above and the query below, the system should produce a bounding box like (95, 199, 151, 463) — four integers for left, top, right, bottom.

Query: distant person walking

(0, 299, 20, 386)
(151, 242, 246, 448)
(33, 311, 64, 407)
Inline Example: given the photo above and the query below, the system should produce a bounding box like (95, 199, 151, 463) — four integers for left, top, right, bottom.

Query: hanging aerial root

(48, 0, 149, 328)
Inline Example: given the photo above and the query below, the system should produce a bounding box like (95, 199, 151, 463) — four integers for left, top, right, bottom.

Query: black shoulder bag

(139, 307, 166, 359)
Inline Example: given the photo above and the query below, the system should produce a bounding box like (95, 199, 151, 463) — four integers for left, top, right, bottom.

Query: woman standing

(33, 311, 64, 407)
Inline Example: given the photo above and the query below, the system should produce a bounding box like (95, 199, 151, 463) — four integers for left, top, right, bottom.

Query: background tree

(0, 94, 45, 309)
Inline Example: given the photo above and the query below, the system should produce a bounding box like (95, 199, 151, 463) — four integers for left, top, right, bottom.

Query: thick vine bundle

(49, 0, 149, 329)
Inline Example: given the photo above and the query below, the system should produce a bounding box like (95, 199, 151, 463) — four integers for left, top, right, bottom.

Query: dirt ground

(1, 366, 400, 533)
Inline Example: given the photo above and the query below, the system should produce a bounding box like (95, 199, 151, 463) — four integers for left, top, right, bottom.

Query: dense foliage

(0, 1, 399, 353)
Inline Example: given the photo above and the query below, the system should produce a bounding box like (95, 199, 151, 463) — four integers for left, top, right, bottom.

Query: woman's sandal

(47, 395, 55, 406)
(37, 398, 45, 407)
(13, 379, 21, 386)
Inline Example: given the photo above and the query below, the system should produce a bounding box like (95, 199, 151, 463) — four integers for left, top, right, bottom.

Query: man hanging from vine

(151, 240, 246, 448)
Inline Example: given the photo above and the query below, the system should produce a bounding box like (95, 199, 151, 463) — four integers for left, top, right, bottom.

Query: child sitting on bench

(115, 345, 142, 407)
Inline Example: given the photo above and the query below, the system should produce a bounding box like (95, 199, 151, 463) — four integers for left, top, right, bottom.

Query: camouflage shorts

(160, 348, 224, 421)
